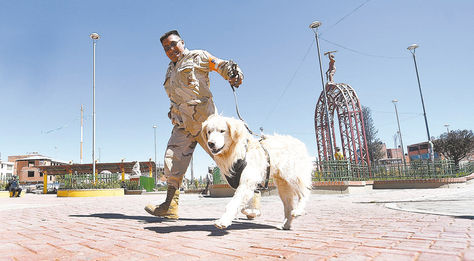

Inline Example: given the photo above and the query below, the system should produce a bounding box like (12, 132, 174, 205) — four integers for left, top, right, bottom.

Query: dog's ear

(226, 118, 244, 141)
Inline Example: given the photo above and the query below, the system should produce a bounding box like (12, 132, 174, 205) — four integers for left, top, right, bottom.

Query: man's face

(162, 34, 185, 63)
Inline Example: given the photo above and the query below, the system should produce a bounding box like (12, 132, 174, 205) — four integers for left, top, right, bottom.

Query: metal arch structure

(315, 83, 370, 166)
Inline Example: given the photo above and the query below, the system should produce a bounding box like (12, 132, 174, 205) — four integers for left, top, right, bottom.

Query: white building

(0, 160, 15, 181)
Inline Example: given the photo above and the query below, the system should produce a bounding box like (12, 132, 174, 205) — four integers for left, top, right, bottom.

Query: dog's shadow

(70, 213, 277, 236)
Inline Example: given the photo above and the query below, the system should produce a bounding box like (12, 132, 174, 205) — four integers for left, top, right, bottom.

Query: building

(407, 141, 440, 161)
(377, 143, 409, 165)
(0, 160, 15, 181)
(8, 153, 67, 184)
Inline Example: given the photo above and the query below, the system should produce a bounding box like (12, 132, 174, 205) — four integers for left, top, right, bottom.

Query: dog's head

(202, 115, 247, 156)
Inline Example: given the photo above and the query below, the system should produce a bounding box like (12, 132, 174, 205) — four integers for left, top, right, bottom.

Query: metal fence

(56, 172, 122, 189)
(313, 160, 473, 182)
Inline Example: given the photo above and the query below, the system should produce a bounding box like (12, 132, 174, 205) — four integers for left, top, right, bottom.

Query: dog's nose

(208, 142, 215, 149)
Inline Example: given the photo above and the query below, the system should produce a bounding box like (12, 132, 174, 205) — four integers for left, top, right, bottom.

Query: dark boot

(144, 187, 179, 219)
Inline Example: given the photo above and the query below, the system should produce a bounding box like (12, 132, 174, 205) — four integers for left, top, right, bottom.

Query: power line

(321, 0, 373, 34)
(263, 39, 314, 123)
(320, 37, 408, 59)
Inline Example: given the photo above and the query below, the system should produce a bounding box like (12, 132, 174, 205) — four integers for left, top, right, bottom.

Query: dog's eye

(220, 130, 225, 133)
(207, 130, 211, 134)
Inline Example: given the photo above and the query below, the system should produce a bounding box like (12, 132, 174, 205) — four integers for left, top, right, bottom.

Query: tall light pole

(407, 44, 433, 162)
(80, 104, 83, 164)
(90, 32, 100, 176)
(310, 21, 334, 160)
(392, 99, 406, 166)
(153, 125, 157, 183)
(444, 124, 450, 133)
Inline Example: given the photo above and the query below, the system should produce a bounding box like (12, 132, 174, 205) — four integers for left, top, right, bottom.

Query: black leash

(228, 60, 256, 136)
(227, 61, 271, 191)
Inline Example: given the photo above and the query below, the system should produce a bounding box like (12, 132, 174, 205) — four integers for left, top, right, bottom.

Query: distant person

(6, 176, 22, 197)
(335, 147, 344, 161)
(202, 169, 214, 196)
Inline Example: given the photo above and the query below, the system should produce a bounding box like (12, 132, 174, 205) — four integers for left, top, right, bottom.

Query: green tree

(433, 129, 474, 167)
(362, 106, 384, 163)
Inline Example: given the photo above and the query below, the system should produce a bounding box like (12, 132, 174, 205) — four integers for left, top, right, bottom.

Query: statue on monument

(324, 50, 337, 83)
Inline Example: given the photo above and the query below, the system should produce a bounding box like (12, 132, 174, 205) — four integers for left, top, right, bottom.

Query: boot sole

(144, 206, 179, 219)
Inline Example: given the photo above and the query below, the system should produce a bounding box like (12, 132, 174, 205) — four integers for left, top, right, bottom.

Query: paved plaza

(1, 182, 474, 261)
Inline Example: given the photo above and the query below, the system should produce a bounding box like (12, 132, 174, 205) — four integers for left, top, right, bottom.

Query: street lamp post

(444, 124, 450, 133)
(407, 44, 433, 162)
(90, 32, 100, 176)
(392, 99, 406, 167)
(153, 125, 157, 183)
(310, 21, 334, 160)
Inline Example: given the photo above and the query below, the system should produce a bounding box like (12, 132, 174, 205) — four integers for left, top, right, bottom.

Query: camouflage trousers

(165, 125, 213, 189)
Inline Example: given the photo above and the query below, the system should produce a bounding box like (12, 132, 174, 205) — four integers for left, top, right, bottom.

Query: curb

(57, 188, 124, 197)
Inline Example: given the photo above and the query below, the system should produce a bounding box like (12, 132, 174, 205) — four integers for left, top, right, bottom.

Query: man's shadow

(70, 213, 214, 223)
(70, 213, 277, 236)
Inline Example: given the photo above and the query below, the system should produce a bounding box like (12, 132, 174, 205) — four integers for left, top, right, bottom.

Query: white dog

(202, 114, 313, 230)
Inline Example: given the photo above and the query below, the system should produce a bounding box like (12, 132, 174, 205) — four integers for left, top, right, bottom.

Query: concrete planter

(57, 188, 124, 197)
(312, 181, 374, 194)
(124, 189, 146, 195)
(209, 184, 235, 197)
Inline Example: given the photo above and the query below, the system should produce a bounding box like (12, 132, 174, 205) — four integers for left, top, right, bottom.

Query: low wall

(312, 173, 474, 193)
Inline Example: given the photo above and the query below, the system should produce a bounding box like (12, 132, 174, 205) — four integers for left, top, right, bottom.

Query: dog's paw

(277, 223, 292, 230)
(291, 209, 305, 217)
(277, 218, 292, 230)
(241, 208, 261, 219)
(214, 218, 231, 230)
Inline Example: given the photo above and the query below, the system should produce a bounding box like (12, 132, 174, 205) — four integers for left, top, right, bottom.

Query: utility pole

(90, 32, 100, 176)
(153, 125, 157, 184)
(190, 155, 194, 182)
(407, 44, 433, 162)
(392, 99, 406, 166)
(444, 124, 450, 133)
(80, 105, 83, 164)
(310, 20, 334, 160)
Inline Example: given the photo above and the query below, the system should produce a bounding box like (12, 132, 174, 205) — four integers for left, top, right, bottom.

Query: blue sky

(1, 0, 473, 178)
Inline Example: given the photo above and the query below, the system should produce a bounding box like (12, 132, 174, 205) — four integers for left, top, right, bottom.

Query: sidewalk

(1, 182, 473, 260)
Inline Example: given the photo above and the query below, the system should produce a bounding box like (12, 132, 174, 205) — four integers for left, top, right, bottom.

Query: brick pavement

(0, 183, 473, 261)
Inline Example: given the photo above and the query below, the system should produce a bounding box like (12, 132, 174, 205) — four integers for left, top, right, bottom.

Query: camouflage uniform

(163, 48, 240, 189)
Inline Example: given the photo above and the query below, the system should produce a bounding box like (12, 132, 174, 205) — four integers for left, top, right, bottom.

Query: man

(145, 30, 252, 219)
(335, 147, 344, 160)
(6, 176, 22, 197)
(201, 167, 214, 196)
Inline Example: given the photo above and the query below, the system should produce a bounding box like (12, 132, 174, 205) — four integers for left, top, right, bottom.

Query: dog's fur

(202, 114, 313, 230)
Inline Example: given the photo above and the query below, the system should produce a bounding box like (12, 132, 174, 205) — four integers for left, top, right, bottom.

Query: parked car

(32, 183, 60, 194)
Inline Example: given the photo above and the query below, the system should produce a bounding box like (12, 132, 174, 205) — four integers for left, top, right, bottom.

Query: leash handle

(228, 60, 241, 89)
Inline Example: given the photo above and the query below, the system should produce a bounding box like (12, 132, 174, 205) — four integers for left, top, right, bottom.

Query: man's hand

(228, 61, 244, 88)
(229, 72, 243, 87)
